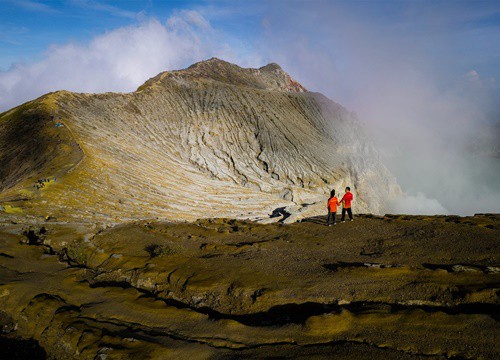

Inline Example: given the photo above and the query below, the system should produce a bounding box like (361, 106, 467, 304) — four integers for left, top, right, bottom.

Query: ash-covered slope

(0, 58, 400, 223)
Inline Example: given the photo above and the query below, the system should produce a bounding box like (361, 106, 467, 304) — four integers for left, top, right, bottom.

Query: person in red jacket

(340, 187, 354, 222)
(326, 189, 340, 226)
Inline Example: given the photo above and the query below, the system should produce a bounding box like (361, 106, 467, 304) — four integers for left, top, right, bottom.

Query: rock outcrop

(0, 58, 400, 223)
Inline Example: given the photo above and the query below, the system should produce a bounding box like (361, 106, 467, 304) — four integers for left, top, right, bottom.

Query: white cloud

(69, 0, 138, 19)
(464, 69, 497, 91)
(177, 10, 211, 30)
(464, 69, 483, 88)
(13, 0, 59, 13)
(465, 69, 479, 82)
(0, 11, 243, 111)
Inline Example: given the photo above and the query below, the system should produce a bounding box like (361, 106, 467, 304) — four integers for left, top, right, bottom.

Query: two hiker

(326, 187, 354, 226)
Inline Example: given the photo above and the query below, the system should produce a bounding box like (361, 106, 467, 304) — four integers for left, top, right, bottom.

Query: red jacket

(341, 192, 353, 208)
(327, 197, 340, 212)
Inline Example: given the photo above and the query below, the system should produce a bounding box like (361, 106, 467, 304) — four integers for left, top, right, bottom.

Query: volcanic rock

(0, 58, 400, 223)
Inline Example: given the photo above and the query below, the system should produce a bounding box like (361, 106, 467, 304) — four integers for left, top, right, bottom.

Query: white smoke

(258, 1, 500, 216)
(389, 192, 448, 215)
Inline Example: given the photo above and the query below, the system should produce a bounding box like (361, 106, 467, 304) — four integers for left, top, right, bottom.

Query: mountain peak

(259, 62, 283, 71)
(139, 58, 307, 93)
(187, 57, 235, 70)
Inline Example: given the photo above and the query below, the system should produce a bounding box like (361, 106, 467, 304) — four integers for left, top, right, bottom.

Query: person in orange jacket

(340, 186, 354, 222)
(326, 189, 340, 226)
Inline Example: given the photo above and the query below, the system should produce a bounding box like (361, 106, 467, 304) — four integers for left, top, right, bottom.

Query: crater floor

(0, 214, 498, 359)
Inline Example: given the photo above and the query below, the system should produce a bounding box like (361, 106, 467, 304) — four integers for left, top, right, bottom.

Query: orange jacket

(341, 192, 353, 208)
(327, 196, 340, 212)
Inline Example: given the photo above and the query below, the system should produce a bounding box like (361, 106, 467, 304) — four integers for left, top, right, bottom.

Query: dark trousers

(326, 211, 337, 225)
(341, 207, 353, 221)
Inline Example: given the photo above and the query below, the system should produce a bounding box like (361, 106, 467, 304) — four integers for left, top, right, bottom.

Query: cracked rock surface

(0, 214, 498, 359)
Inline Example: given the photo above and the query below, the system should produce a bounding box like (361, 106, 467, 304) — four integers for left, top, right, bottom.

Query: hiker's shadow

(300, 216, 327, 225)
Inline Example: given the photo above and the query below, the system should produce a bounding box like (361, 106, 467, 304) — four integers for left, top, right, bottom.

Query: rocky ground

(0, 213, 498, 359)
